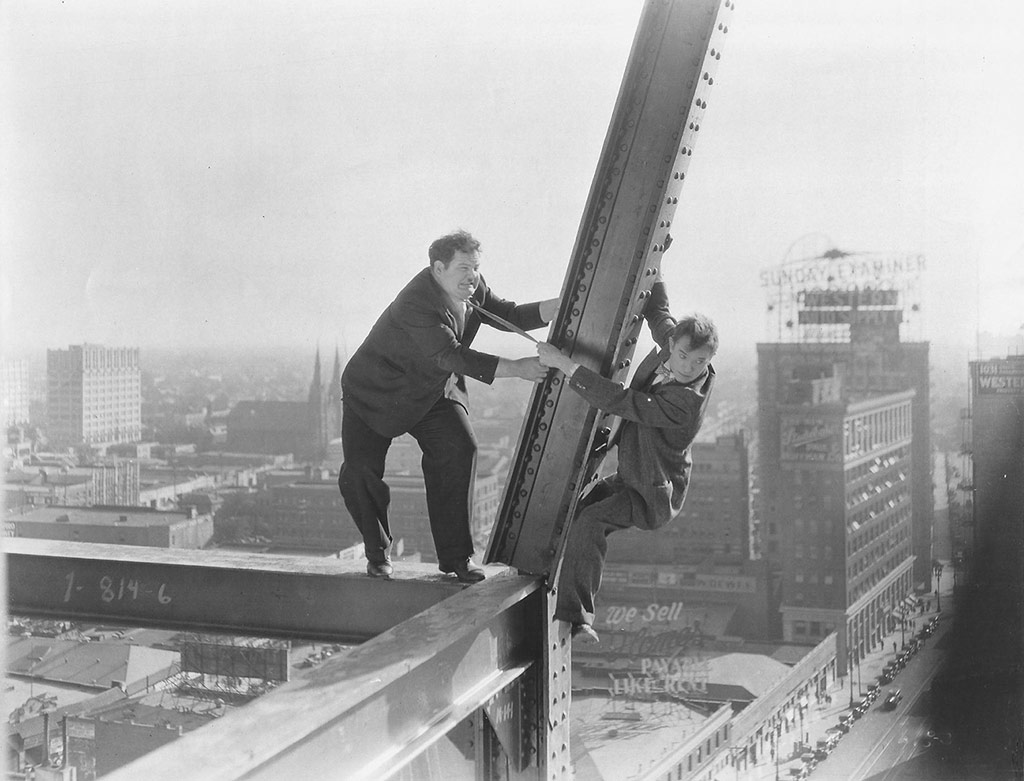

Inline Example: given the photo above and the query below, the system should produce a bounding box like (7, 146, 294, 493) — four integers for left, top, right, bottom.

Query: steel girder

(5, 538, 469, 642)
(100, 572, 549, 781)
(485, 0, 732, 576)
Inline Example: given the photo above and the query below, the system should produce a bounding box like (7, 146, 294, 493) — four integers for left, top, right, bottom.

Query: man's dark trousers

(338, 398, 477, 567)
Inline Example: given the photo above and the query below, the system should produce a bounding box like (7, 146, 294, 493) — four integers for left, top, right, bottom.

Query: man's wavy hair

(428, 230, 481, 267)
(669, 313, 718, 355)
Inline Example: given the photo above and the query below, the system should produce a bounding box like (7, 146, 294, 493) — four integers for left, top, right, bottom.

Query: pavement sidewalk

(740, 584, 948, 781)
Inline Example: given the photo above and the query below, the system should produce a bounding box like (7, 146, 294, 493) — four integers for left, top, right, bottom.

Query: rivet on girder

(709, 77, 714, 85)
(618, 359, 631, 369)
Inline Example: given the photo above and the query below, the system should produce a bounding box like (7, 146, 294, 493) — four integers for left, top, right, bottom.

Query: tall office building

(1, 357, 31, 427)
(773, 386, 915, 663)
(46, 345, 142, 449)
(968, 355, 1024, 546)
(962, 355, 1024, 620)
(758, 252, 933, 588)
(929, 355, 1024, 766)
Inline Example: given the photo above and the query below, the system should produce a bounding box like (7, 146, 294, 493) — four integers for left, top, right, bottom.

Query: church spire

(330, 346, 342, 402)
(308, 346, 323, 405)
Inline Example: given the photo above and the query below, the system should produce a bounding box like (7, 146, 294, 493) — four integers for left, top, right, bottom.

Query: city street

(739, 565, 954, 781)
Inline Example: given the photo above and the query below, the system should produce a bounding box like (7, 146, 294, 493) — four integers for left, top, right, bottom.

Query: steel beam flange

(102, 572, 545, 781)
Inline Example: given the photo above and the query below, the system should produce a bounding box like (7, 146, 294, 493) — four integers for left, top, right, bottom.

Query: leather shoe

(440, 559, 485, 584)
(571, 623, 600, 644)
(366, 560, 393, 579)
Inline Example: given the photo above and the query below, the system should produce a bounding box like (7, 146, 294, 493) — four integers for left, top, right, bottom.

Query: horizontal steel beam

(5, 539, 484, 642)
(102, 572, 546, 781)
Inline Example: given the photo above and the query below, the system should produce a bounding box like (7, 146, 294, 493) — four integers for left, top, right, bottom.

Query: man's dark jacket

(565, 282, 715, 529)
(343, 267, 547, 438)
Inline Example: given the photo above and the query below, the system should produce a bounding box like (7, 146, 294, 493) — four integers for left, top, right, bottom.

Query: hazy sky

(2, 0, 1022, 364)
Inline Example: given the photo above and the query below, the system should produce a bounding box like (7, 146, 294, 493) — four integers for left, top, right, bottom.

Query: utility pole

(848, 651, 855, 708)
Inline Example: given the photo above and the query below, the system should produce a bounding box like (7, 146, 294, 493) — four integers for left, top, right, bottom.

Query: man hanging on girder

(339, 230, 559, 582)
(536, 279, 717, 641)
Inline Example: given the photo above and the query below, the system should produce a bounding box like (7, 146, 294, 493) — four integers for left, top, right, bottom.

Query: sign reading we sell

(975, 359, 1024, 396)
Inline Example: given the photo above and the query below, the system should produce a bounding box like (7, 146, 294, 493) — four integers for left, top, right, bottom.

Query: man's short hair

(669, 313, 719, 354)
(428, 230, 481, 267)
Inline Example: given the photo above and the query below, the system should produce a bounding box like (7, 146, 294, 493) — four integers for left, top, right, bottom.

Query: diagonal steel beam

(101, 572, 546, 781)
(486, 0, 733, 575)
(5, 538, 474, 642)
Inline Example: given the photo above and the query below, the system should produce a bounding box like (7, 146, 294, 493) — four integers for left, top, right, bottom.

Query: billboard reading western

(974, 359, 1024, 396)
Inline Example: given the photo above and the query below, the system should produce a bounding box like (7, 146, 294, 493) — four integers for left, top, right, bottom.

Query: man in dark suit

(536, 280, 717, 641)
(339, 230, 559, 582)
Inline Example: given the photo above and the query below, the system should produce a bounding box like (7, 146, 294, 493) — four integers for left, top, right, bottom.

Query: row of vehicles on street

(880, 612, 940, 685)
(789, 683, 885, 778)
(789, 614, 942, 778)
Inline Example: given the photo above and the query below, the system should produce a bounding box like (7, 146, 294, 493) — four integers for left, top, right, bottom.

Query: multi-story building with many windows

(774, 388, 915, 664)
(1, 357, 32, 427)
(46, 344, 141, 449)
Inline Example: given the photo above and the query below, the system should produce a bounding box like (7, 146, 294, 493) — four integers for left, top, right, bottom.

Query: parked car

(816, 738, 834, 755)
(824, 728, 844, 747)
(882, 688, 903, 710)
(800, 752, 818, 771)
(880, 666, 897, 683)
(788, 767, 809, 780)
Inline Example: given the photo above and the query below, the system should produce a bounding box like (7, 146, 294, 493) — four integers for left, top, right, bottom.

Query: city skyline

(2, 0, 1022, 363)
